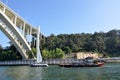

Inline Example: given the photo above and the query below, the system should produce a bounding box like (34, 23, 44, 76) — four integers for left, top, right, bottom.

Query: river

(0, 63, 120, 80)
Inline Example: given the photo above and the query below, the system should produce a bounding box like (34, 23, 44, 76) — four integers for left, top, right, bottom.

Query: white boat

(30, 26, 48, 67)
(30, 63, 48, 67)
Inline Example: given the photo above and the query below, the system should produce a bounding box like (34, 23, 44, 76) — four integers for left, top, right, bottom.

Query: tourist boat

(30, 26, 48, 67)
(58, 57, 105, 68)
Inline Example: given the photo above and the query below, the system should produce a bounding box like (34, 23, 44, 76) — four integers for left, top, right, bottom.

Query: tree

(42, 49, 49, 59)
(41, 48, 65, 59)
(0, 45, 3, 51)
(55, 48, 65, 58)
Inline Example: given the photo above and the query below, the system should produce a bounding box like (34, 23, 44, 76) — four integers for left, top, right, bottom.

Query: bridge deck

(0, 1, 37, 35)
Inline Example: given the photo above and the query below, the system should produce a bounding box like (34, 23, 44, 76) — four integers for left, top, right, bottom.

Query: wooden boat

(58, 62, 104, 68)
(59, 57, 105, 68)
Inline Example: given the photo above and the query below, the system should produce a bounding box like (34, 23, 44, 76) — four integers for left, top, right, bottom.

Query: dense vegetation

(1, 29, 120, 60)
(41, 29, 120, 57)
(0, 45, 22, 61)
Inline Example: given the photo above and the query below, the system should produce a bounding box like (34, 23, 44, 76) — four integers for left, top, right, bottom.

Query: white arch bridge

(0, 1, 40, 60)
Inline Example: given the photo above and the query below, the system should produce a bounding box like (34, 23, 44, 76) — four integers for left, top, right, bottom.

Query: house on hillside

(76, 52, 99, 59)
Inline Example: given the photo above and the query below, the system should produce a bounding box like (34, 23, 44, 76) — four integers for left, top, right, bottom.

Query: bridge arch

(0, 1, 37, 60)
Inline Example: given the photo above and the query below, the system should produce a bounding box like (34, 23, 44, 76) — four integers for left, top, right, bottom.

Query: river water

(0, 63, 120, 80)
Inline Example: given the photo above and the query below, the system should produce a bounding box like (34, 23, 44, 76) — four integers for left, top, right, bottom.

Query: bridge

(0, 1, 39, 60)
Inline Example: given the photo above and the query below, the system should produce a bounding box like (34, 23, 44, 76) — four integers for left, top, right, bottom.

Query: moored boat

(58, 57, 105, 68)
(30, 26, 48, 67)
(58, 62, 104, 67)
(30, 63, 48, 67)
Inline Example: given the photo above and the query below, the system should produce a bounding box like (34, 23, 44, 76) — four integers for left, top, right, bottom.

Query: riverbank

(0, 58, 120, 66)
(101, 57, 120, 63)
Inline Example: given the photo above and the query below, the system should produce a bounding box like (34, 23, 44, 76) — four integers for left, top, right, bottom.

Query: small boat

(30, 63, 48, 67)
(59, 57, 105, 68)
(30, 26, 48, 67)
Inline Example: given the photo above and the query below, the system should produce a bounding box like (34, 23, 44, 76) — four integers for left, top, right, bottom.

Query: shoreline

(0, 58, 120, 66)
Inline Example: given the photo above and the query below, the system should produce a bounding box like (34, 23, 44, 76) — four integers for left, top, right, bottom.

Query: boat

(58, 57, 104, 68)
(58, 62, 104, 67)
(30, 63, 48, 67)
(30, 26, 48, 67)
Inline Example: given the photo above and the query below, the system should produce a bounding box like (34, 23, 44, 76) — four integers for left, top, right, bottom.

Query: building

(76, 52, 99, 59)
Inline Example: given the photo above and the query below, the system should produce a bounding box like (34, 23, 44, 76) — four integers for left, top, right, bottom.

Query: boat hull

(58, 63, 104, 68)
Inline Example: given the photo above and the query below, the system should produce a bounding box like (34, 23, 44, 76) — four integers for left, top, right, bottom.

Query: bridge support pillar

(23, 22, 25, 37)
(29, 27, 32, 47)
(3, 7, 5, 13)
(14, 16, 17, 26)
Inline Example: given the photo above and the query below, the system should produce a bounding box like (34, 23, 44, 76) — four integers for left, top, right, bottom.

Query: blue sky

(0, 0, 120, 47)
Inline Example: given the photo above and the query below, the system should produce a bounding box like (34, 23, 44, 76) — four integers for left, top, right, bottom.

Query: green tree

(55, 48, 65, 58)
(42, 49, 49, 59)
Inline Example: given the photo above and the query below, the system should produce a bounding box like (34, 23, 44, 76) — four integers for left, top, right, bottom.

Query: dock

(0, 60, 35, 66)
(0, 59, 80, 66)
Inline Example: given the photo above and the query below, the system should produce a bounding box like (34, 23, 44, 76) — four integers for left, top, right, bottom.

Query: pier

(0, 60, 35, 66)
(0, 59, 80, 66)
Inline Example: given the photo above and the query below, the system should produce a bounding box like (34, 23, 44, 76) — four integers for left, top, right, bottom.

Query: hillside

(1, 29, 120, 60)
(41, 29, 120, 57)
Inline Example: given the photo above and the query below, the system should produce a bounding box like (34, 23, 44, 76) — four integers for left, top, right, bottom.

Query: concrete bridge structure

(0, 1, 39, 60)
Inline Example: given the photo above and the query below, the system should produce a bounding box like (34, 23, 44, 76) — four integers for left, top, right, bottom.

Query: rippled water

(0, 63, 120, 80)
